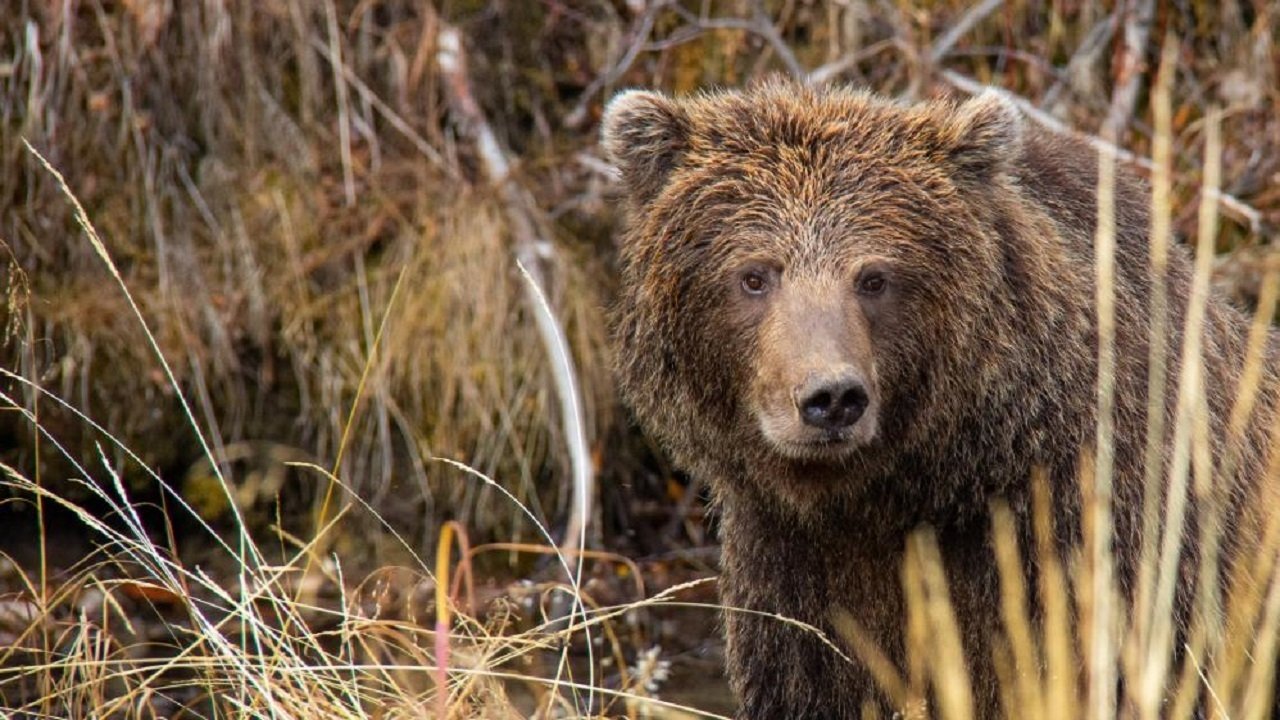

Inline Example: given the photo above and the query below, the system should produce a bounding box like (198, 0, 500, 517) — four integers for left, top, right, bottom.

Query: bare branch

(1041, 14, 1117, 110)
(929, 0, 1006, 64)
(669, 2, 807, 80)
(1105, 0, 1156, 138)
(808, 39, 897, 86)
(748, 0, 806, 80)
(565, 4, 660, 129)
(436, 27, 597, 564)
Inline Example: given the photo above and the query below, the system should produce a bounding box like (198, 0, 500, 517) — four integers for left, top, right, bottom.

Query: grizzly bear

(601, 81, 1279, 718)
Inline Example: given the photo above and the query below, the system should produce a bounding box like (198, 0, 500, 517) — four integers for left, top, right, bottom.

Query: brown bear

(601, 81, 1279, 718)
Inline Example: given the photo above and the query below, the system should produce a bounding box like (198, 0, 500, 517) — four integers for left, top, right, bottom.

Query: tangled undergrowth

(2, 0, 1279, 717)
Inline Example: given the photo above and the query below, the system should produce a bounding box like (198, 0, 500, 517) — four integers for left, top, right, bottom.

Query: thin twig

(322, 0, 355, 206)
(307, 36, 452, 175)
(1041, 14, 1117, 110)
(747, 0, 805, 80)
(807, 39, 896, 86)
(1104, 0, 1156, 138)
(669, 3, 806, 80)
(928, 0, 1006, 64)
(565, 3, 661, 129)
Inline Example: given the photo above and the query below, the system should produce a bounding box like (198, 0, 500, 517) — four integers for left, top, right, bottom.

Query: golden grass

(4, 0, 1276, 540)
(3, 1, 1280, 718)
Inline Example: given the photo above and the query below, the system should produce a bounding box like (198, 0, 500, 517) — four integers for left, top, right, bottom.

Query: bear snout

(754, 363, 879, 460)
(795, 371, 868, 431)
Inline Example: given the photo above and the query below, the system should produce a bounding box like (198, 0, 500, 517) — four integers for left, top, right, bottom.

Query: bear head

(603, 82, 1039, 511)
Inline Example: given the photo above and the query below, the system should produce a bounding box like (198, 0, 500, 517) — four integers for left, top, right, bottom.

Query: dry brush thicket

(1, 1, 1279, 718)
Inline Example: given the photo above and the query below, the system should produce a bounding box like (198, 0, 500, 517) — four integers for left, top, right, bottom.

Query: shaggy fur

(602, 81, 1279, 718)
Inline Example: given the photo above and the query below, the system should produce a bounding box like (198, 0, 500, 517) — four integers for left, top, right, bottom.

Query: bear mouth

(784, 435, 856, 457)
(764, 425, 876, 462)
(755, 400, 880, 462)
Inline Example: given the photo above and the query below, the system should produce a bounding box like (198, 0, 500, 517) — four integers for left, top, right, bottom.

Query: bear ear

(601, 89, 691, 206)
(944, 88, 1024, 182)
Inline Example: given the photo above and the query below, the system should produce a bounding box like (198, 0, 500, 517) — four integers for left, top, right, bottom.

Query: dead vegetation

(2, 0, 1280, 717)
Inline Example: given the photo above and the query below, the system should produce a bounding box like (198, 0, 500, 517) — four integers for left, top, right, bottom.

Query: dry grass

(1, 1, 617, 550)
(3, 0, 1280, 718)
(0, 457, 715, 718)
(3, 0, 1277, 538)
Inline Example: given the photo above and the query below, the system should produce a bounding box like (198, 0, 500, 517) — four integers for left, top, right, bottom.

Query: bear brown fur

(601, 81, 1280, 718)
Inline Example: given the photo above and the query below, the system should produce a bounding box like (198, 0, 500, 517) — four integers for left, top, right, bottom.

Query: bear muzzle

(755, 366, 879, 461)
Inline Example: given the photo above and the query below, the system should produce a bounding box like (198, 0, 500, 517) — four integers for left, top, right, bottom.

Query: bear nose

(797, 374, 869, 431)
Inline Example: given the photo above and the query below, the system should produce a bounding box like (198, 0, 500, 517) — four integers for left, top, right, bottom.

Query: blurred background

(0, 1, 1277, 716)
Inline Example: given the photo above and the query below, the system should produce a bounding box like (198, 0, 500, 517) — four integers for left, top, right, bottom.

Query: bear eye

(857, 272, 887, 296)
(741, 271, 770, 295)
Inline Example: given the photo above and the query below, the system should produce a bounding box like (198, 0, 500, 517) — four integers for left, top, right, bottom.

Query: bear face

(604, 83, 1058, 509)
